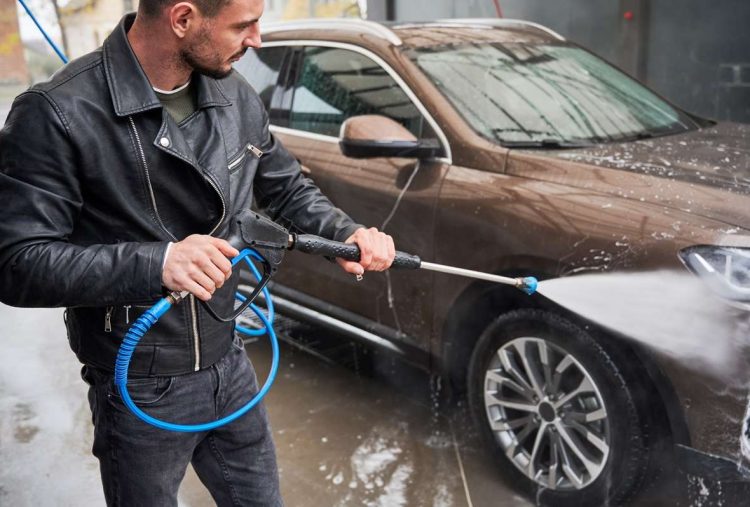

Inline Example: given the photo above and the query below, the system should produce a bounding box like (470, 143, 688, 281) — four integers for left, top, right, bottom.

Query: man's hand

(162, 235, 239, 301)
(336, 227, 395, 275)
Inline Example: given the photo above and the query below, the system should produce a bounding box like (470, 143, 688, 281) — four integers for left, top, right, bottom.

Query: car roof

(261, 18, 565, 48)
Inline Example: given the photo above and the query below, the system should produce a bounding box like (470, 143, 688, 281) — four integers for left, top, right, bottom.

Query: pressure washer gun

(168, 210, 537, 318)
(114, 210, 537, 432)
(236, 210, 536, 293)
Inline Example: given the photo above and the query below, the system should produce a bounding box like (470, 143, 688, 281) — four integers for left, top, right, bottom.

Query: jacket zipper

(104, 306, 114, 333)
(228, 151, 247, 171)
(204, 173, 226, 236)
(248, 143, 264, 158)
(128, 116, 230, 371)
(128, 117, 177, 241)
(228, 143, 263, 170)
(190, 295, 200, 368)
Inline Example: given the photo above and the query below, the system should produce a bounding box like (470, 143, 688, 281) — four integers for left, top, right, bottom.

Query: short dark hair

(139, 0, 233, 19)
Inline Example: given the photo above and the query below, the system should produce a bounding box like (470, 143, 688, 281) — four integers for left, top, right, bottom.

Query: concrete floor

(0, 304, 534, 507)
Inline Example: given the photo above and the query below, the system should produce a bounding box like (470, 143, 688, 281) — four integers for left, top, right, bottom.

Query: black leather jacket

(0, 15, 361, 375)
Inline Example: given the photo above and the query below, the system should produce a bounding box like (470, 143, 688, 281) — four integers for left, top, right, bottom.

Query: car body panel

(271, 129, 449, 351)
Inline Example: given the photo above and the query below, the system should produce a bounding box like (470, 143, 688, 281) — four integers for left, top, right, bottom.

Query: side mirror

(339, 115, 443, 159)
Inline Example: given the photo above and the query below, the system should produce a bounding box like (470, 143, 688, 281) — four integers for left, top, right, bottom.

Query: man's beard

(180, 25, 244, 79)
(181, 46, 233, 79)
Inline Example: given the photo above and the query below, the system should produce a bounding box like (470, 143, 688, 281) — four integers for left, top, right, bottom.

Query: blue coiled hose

(114, 248, 279, 432)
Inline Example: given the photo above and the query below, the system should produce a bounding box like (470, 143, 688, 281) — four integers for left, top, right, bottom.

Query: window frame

(259, 40, 452, 164)
(234, 45, 294, 124)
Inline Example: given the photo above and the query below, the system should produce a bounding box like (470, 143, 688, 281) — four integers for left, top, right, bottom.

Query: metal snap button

(159, 137, 170, 147)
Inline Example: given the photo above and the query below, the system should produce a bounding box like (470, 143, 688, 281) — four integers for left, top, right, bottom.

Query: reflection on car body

(234, 18, 750, 506)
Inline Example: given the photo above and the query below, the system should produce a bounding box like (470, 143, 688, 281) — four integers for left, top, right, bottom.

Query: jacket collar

(103, 13, 232, 117)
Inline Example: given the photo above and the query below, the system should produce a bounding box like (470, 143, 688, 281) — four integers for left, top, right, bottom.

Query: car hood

(549, 122, 750, 192)
(507, 122, 750, 231)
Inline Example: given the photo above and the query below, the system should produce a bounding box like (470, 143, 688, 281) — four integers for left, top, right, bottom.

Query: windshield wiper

(501, 139, 595, 149)
(610, 131, 656, 143)
(611, 126, 690, 143)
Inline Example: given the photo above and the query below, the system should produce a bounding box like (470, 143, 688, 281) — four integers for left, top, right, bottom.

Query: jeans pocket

(107, 376, 174, 406)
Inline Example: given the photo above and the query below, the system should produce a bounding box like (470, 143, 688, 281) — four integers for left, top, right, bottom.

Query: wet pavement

(0, 304, 534, 506)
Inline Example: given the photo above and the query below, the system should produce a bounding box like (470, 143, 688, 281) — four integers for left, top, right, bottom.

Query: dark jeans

(82, 337, 282, 507)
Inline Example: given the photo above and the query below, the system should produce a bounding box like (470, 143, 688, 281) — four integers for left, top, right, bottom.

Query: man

(0, 0, 395, 505)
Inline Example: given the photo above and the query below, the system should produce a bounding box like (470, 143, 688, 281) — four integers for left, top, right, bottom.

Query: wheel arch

(439, 268, 690, 448)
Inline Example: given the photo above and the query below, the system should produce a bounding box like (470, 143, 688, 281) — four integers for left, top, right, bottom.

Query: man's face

(181, 0, 263, 79)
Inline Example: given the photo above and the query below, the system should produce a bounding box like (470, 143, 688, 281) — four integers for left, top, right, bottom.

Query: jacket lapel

(102, 14, 232, 117)
(152, 109, 232, 207)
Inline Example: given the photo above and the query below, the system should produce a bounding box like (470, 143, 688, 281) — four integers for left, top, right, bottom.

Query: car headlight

(679, 245, 750, 302)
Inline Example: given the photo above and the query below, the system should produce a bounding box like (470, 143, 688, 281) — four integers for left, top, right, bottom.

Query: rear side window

(234, 47, 286, 110)
(289, 46, 425, 137)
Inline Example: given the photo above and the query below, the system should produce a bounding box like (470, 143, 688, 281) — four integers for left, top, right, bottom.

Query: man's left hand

(336, 227, 395, 275)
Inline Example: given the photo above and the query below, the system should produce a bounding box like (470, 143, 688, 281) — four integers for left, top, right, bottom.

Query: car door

(262, 42, 450, 347)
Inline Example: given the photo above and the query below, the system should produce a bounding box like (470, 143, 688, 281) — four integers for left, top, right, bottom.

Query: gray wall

(395, 0, 495, 20)
(646, 0, 750, 123)
(493, 0, 621, 65)
(367, 0, 750, 123)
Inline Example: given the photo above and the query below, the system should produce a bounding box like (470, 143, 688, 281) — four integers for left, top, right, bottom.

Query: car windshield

(408, 42, 696, 147)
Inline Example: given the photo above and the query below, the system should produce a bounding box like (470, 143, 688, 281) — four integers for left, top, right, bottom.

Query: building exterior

(55, 0, 346, 57)
(281, 0, 361, 20)
(0, 0, 29, 84)
(263, 0, 285, 22)
(58, 0, 137, 58)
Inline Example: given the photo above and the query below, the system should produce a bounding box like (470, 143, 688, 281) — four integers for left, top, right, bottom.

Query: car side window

(289, 46, 428, 138)
(234, 47, 286, 111)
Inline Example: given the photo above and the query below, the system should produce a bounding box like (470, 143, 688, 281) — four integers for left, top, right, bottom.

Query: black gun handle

(294, 234, 422, 270)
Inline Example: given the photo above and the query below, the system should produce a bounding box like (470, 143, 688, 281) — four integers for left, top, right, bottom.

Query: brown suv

(234, 18, 750, 506)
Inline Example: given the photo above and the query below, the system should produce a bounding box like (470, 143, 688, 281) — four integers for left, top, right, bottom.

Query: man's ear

(169, 2, 199, 39)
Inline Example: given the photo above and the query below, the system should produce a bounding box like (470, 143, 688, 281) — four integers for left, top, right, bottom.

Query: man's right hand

(162, 235, 240, 301)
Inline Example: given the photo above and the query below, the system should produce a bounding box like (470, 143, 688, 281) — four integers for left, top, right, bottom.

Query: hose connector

(515, 276, 538, 295)
(167, 290, 190, 305)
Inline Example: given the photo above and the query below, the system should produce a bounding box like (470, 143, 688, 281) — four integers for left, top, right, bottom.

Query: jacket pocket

(228, 142, 264, 174)
(228, 150, 248, 174)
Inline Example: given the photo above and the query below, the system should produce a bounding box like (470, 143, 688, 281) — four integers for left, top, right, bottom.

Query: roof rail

(435, 18, 565, 41)
(263, 18, 403, 46)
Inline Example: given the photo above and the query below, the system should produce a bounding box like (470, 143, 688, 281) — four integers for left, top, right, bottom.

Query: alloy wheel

(483, 337, 610, 490)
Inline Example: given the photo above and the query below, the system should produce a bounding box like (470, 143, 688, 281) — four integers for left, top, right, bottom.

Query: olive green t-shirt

(154, 80, 196, 124)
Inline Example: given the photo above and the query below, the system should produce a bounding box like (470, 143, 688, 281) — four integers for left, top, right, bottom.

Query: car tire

(468, 309, 650, 506)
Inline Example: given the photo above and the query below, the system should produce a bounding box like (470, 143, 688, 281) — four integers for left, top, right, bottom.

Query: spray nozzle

(516, 276, 538, 295)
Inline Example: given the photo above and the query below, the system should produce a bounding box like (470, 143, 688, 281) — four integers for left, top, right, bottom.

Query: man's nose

(244, 27, 262, 49)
